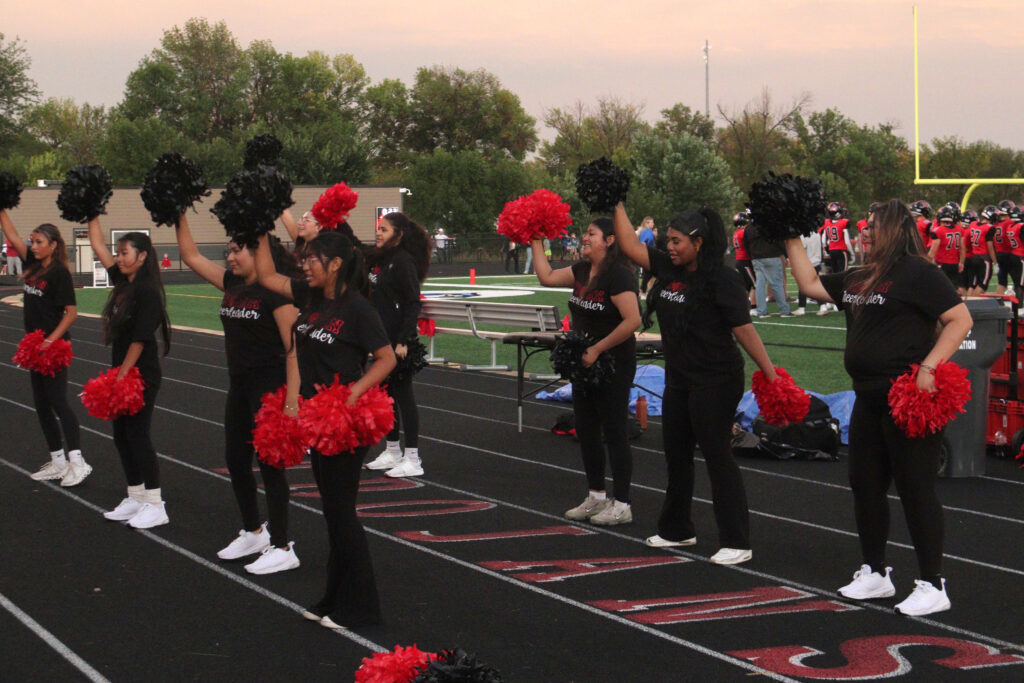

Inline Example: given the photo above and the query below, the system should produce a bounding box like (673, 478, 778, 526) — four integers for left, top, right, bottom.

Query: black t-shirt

(291, 279, 391, 397)
(368, 249, 421, 344)
(22, 251, 76, 337)
(107, 266, 164, 385)
(820, 256, 963, 392)
(220, 272, 291, 376)
(647, 246, 751, 386)
(568, 261, 637, 362)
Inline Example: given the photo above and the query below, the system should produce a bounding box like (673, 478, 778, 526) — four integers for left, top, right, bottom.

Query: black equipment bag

(734, 396, 841, 461)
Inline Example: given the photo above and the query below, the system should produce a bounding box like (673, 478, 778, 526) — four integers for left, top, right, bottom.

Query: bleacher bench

(419, 299, 562, 371)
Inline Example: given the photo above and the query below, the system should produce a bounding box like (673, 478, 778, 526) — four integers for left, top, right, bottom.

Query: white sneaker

(591, 502, 633, 526)
(894, 579, 951, 616)
(564, 496, 611, 521)
(385, 457, 424, 478)
(104, 497, 144, 521)
(60, 461, 92, 487)
(365, 450, 402, 471)
(816, 304, 831, 316)
(644, 534, 696, 548)
(217, 523, 270, 560)
(319, 615, 347, 630)
(837, 565, 895, 600)
(30, 460, 68, 481)
(128, 502, 169, 529)
(709, 548, 753, 565)
(792, 307, 806, 316)
(244, 542, 300, 575)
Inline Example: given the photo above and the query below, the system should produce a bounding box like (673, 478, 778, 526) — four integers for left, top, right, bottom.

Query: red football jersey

(819, 218, 850, 251)
(916, 218, 932, 249)
(967, 222, 994, 256)
(1007, 222, 1024, 258)
(930, 224, 965, 265)
(994, 218, 1015, 253)
(732, 226, 749, 261)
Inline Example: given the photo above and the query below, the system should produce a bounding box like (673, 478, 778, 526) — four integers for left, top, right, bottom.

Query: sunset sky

(8, 0, 1024, 152)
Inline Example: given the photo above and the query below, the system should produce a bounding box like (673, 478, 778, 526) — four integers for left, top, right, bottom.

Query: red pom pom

(888, 361, 972, 438)
(417, 318, 436, 337)
(751, 366, 811, 426)
(312, 182, 358, 229)
(355, 644, 433, 683)
(351, 385, 395, 446)
(497, 189, 572, 245)
(80, 366, 146, 420)
(12, 330, 73, 376)
(298, 378, 359, 455)
(253, 387, 306, 469)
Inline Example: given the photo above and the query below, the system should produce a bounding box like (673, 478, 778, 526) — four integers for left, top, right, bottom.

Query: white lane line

(0, 591, 113, 683)
(0, 456, 387, 654)
(1, 394, 1018, 658)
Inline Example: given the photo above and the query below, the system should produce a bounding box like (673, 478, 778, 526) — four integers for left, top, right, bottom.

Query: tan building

(4, 185, 403, 273)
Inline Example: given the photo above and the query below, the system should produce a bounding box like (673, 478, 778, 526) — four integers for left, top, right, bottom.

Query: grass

(72, 273, 854, 395)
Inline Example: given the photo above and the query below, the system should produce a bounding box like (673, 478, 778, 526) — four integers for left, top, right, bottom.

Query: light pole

(702, 40, 710, 118)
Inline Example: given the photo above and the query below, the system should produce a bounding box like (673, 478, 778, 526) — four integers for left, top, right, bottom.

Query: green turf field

(73, 274, 853, 395)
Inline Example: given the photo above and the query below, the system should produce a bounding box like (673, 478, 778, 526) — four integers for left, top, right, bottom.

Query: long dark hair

(579, 217, 634, 293)
(102, 232, 171, 355)
(848, 199, 926, 315)
(366, 212, 431, 283)
(642, 207, 727, 331)
(23, 224, 68, 279)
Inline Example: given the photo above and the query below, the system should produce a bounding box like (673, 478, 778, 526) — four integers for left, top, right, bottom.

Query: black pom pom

(140, 153, 210, 227)
(747, 172, 826, 241)
(389, 338, 428, 383)
(56, 165, 113, 223)
(0, 171, 23, 211)
(575, 157, 630, 213)
(210, 165, 294, 243)
(412, 648, 503, 683)
(550, 330, 616, 393)
(244, 134, 283, 169)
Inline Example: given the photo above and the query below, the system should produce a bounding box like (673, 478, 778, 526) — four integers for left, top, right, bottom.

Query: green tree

(654, 103, 715, 143)
(540, 97, 648, 175)
(628, 131, 742, 224)
(24, 98, 108, 167)
(121, 18, 250, 141)
(0, 33, 41, 149)
(98, 115, 185, 184)
(363, 78, 413, 177)
(407, 66, 537, 160)
(403, 149, 531, 242)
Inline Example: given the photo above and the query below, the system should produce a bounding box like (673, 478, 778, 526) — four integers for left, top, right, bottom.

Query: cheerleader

(87, 218, 172, 529)
(175, 215, 302, 573)
(255, 231, 395, 629)
(0, 212, 89, 486)
(614, 204, 779, 564)
(280, 207, 358, 254)
(785, 199, 971, 616)
(363, 212, 431, 478)
(531, 218, 641, 526)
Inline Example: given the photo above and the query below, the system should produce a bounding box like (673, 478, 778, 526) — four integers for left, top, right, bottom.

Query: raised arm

(613, 203, 651, 270)
(279, 208, 299, 242)
(175, 213, 226, 290)
(784, 237, 832, 304)
(254, 233, 294, 300)
(87, 217, 115, 269)
(531, 239, 575, 287)
(0, 209, 28, 260)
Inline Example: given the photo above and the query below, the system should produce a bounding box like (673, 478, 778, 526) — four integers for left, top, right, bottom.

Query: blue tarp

(736, 389, 856, 444)
(537, 366, 855, 444)
(536, 364, 666, 416)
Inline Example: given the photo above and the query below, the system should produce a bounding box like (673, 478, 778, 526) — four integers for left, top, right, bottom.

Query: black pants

(996, 252, 1022, 288)
(225, 371, 291, 547)
(827, 250, 848, 274)
(30, 369, 80, 452)
(848, 389, 944, 579)
(798, 264, 822, 308)
(308, 447, 381, 626)
(572, 355, 635, 503)
(113, 380, 161, 489)
(658, 375, 749, 548)
(385, 372, 419, 448)
(963, 255, 993, 291)
(735, 260, 755, 294)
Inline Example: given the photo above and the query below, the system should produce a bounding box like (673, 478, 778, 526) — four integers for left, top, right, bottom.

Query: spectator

(502, 240, 520, 273)
(161, 253, 172, 270)
(745, 222, 793, 318)
(6, 239, 22, 275)
(434, 228, 451, 264)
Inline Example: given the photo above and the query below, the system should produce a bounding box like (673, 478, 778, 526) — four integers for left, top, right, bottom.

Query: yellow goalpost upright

(913, 6, 1024, 208)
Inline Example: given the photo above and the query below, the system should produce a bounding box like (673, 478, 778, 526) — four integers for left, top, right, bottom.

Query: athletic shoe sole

(644, 535, 697, 548)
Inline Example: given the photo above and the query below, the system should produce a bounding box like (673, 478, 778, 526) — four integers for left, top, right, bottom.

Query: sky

(7, 0, 1024, 155)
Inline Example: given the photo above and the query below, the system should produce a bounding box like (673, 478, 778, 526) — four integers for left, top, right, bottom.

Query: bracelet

(284, 403, 297, 411)
(919, 363, 936, 373)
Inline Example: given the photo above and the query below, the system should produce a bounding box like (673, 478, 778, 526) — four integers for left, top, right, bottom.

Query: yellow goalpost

(913, 6, 1024, 208)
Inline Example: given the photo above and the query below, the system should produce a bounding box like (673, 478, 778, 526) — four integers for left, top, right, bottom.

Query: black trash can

(944, 297, 1012, 477)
